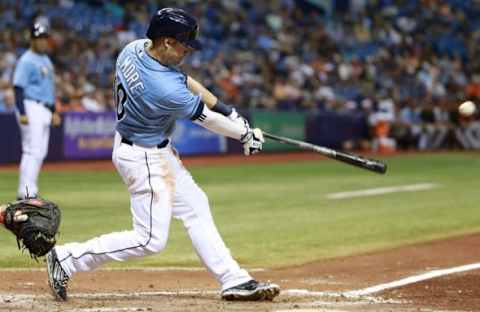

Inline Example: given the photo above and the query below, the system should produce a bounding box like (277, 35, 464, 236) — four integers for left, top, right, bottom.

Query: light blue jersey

(115, 39, 202, 146)
(13, 50, 55, 106)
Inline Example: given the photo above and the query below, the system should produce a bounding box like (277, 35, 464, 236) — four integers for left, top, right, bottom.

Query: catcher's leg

(49, 135, 174, 300)
(168, 150, 279, 301)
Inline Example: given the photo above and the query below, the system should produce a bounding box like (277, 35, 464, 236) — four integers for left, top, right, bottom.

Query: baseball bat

(262, 132, 387, 174)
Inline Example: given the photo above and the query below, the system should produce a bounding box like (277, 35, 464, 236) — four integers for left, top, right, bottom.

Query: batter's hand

(51, 113, 61, 127)
(241, 128, 264, 156)
(19, 115, 29, 125)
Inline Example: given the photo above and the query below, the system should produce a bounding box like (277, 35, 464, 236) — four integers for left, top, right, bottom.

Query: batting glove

(228, 108, 250, 128)
(240, 128, 264, 156)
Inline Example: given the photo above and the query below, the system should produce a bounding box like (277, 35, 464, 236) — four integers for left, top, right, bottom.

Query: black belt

(30, 99, 55, 112)
(121, 137, 169, 149)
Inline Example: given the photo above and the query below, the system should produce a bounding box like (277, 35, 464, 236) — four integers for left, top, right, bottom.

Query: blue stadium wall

(0, 111, 368, 164)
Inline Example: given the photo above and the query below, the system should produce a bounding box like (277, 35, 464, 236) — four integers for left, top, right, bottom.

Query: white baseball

(459, 101, 476, 116)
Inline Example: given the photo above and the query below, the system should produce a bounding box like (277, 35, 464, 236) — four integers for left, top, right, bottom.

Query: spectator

(0, 0, 478, 152)
(454, 104, 480, 150)
(81, 89, 106, 112)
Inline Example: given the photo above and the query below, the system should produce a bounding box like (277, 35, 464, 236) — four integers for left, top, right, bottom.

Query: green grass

(0, 153, 479, 268)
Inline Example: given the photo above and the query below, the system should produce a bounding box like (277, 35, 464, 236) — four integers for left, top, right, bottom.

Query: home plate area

(1, 233, 480, 312)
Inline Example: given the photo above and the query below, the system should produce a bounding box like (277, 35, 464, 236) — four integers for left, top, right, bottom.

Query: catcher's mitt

(3, 198, 61, 259)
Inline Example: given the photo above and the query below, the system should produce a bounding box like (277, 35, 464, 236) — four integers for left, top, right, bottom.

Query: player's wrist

(212, 100, 233, 117)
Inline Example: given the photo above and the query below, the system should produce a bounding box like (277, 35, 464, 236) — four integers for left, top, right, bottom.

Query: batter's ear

(164, 38, 175, 48)
(151, 37, 168, 49)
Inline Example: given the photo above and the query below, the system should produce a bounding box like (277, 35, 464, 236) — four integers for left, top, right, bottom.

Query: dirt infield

(1, 152, 479, 311)
(1, 233, 479, 312)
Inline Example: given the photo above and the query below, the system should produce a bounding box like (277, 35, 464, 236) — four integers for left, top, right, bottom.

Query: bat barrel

(263, 131, 387, 174)
(334, 151, 387, 174)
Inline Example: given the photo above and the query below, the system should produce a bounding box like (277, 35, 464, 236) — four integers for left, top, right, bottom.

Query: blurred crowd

(0, 0, 479, 150)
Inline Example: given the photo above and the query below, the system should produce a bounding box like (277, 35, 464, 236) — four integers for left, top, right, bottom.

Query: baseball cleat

(46, 248, 69, 301)
(221, 279, 280, 301)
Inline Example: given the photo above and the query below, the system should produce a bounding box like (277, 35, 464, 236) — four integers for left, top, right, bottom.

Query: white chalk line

(326, 182, 439, 199)
(65, 309, 143, 312)
(344, 262, 480, 297)
(3, 261, 478, 308)
(284, 290, 403, 304)
(0, 289, 397, 304)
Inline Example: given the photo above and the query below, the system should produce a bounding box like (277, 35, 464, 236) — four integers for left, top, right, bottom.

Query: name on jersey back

(119, 56, 145, 95)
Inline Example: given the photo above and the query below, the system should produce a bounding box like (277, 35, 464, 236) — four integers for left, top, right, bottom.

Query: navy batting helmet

(31, 21, 50, 39)
(146, 8, 202, 50)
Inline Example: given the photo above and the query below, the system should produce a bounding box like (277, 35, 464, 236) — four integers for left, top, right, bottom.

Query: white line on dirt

(0, 288, 397, 303)
(0, 290, 220, 301)
(326, 183, 439, 199)
(284, 290, 403, 304)
(344, 262, 480, 297)
(283, 289, 341, 297)
(274, 308, 347, 312)
(66, 309, 143, 312)
(5, 261, 476, 304)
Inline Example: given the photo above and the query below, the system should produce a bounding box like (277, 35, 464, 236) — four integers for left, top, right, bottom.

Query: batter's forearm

(186, 76, 235, 116)
(187, 76, 218, 108)
(192, 104, 246, 141)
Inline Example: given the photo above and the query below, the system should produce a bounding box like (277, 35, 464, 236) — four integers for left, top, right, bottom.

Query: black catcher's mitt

(4, 198, 61, 258)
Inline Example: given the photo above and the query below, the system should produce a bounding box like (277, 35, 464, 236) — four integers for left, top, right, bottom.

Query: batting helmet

(146, 8, 202, 50)
(31, 21, 50, 39)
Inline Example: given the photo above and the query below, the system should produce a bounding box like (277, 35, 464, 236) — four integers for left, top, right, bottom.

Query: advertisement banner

(0, 113, 22, 163)
(63, 112, 116, 159)
(251, 111, 306, 151)
(171, 120, 226, 155)
(306, 112, 368, 149)
(63, 113, 224, 159)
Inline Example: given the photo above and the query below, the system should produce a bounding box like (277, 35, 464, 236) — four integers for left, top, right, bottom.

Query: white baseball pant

(55, 132, 252, 290)
(17, 99, 52, 199)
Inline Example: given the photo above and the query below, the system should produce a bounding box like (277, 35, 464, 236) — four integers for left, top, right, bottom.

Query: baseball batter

(46, 8, 280, 302)
(13, 21, 60, 200)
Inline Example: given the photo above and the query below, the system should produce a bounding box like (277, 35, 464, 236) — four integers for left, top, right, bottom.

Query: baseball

(458, 101, 476, 116)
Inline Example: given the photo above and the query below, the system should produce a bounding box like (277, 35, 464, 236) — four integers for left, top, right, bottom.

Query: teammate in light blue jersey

(47, 8, 279, 302)
(13, 47, 55, 108)
(13, 21, 61, 199)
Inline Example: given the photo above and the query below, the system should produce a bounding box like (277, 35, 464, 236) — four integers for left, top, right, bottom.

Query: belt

(121, 137, 169, 149)
(29, 99, 54, 112)
(28, 99, 52, 106)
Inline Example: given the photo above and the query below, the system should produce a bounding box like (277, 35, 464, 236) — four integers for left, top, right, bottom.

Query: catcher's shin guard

(46, 248, 69, 301)
(221, 279, 280, 301)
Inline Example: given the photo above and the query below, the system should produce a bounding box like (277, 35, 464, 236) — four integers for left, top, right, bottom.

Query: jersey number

(115, 80, 128, 121)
